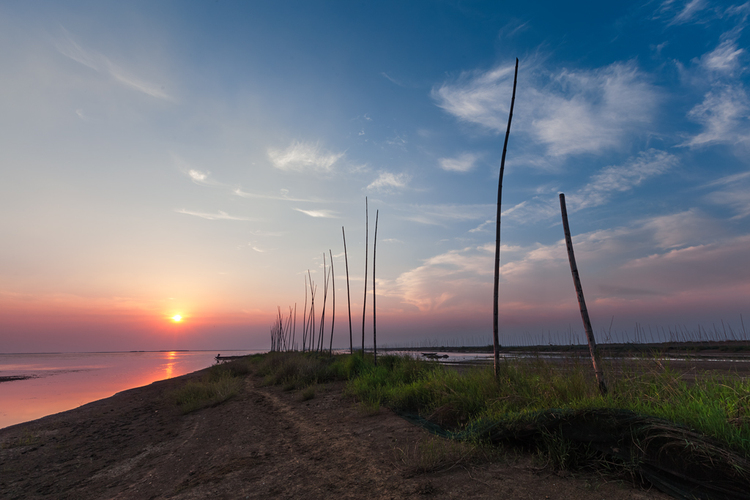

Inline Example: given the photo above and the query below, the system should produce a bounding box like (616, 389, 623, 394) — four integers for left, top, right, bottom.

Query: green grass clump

(343, 354, 750, 458)
(169, 362, 246, 414)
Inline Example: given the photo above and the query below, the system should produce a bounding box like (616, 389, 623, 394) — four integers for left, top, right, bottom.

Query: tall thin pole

(318, 253, 328, 352)
(362, 197, 368, 355)
(343, 227, 353, 354)
(493, 58, 519, 380)
(329, 249, 335, 355)
(373, 210, 379, 366)
(302, 275, 308, 352)
(559, 193, 607, 396)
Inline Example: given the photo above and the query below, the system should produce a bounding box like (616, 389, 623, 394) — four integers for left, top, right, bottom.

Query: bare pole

(559, 193, 607, 396)
(329, 249, 336, 355)
(343, 227, 353, 354)
(302, 274, 308, 352)
(318, 253, 328, 352)
(292, 303, 297, 351)
(373, 210, 379, 366)
(362, 197, 369, 355)
(493, 58, 519, 380)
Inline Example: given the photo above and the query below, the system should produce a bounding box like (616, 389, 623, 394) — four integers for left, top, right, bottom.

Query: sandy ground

(0, 365, 673, 500)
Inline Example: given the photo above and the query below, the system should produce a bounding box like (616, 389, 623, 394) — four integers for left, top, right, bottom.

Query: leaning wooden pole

(559, 193, 607, 396)
(361, 197, 369, 355)
(493, 58, 518, 381)
(372, 210, 379, 366)
(343, 227, 353, 354)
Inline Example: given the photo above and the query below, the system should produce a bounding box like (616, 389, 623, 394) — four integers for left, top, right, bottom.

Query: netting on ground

(396, 408, 750, 500)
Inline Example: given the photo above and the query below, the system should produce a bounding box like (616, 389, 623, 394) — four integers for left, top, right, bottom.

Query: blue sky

(1, 0, 749, 351)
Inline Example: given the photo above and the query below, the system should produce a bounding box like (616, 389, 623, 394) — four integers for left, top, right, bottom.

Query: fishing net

(397, 408, 750, 500)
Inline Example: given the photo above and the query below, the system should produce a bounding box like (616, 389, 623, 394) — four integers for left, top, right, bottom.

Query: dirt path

(1, 369, 669, 499)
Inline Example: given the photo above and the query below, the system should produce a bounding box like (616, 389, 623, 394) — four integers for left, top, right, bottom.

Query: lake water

(0, 350, 260, 429)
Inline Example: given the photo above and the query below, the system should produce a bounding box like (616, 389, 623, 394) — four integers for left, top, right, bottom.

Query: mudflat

(0, 367, 669, 500)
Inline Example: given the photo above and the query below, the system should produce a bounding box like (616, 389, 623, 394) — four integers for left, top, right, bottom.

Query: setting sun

(172, 315, 182, 322)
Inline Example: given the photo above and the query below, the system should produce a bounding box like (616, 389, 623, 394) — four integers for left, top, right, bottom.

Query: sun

(172, 314, 183, 323)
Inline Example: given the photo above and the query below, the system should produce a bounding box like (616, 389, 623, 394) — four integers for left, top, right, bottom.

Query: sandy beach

(0, 364, 671, 500)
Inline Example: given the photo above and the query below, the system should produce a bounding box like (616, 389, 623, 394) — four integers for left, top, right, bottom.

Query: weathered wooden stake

(493, 58, 518, 381)
(373, 210, 379, 366)
(343, 227, 353, 354)
(559, 193, 607, 396)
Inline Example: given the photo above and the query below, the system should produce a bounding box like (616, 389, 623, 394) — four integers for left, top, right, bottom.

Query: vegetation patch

(168, 361, 247, 414)
(254, 351, 750, 498)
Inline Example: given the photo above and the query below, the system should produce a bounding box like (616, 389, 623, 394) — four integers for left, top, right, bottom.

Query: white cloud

(700, 38, 745, 74)
(683, 84, 750, 146)
(268, 141, 343, 173)
(502, 151, 677, 224)
(402, 203, 494, 225)
(294, 208, 338, 218)
(189, 169, 208, 182)
(392, 210, 744, 317)
(567, 150, 678, 211)
(367, 172, 409, 191)
(668, 0, 708, 25)
(432, 61, 657, 158)
(55, 27, 173, 101)
(438, 152, 479, 172)
(175, 209, 251, 221)
(704, 170, 750, 218)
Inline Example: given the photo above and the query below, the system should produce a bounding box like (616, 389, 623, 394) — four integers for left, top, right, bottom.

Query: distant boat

(421, 352, 449, 359)
(215, 354, 245, 363)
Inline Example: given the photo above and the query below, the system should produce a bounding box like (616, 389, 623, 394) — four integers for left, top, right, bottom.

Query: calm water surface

(0, 351, 260, 429)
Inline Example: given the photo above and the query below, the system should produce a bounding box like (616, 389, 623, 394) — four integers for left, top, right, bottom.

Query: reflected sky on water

(0, 351, 259, 429)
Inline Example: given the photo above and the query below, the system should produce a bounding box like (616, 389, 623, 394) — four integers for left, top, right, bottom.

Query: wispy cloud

(54, 27, 173, 101)
(432, 61, 657, 158)
(668, 0, 708, 25)
(704, 170, 750, 218)
(683, 84, 750, 147)
(268, 141, 343, 173)
(367, 172, 410, 191)
(393, 209, 741, 315)
(401, 204, 494, 225)
(438, 152, 479, 172)
(294, 208, 339, 218)
(502, 150, 677, 224)
(567, 149, 678, 211)
(381, 72, 404, 87)
(233, 187, 324, 203)
(699, 38, 745, 74)
(175, 209, 252, 221)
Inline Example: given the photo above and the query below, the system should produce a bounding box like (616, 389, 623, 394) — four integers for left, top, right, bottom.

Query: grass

(168, 360, 251, 414)
(168, 350, 749, 494)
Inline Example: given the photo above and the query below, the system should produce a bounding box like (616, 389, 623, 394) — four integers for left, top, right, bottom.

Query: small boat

(421, 352, 449, 359)
(215, 354, 246, 363)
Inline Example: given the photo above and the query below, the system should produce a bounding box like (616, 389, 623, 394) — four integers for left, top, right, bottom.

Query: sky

(1, 0, 749, 352)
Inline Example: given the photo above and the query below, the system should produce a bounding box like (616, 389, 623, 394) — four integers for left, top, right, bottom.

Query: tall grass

(340, 354, 750, 457)
(168, 359, 253, 414)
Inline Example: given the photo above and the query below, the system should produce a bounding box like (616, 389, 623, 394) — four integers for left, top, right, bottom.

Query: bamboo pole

(302, 275, 308, 352)
(559, 193, 607, 395)
(343, 227, 353, 354)
(492, 58, 519, 381)
(292, 303, 297, 351)
(319, 253, 328, 352)
(329, 249, 336, 355)
(362, 197, 368, 355)
(373, 210, 379, 366)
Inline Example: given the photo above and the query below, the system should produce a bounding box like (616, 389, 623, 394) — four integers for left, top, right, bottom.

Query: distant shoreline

(0, 375, 35, 383)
